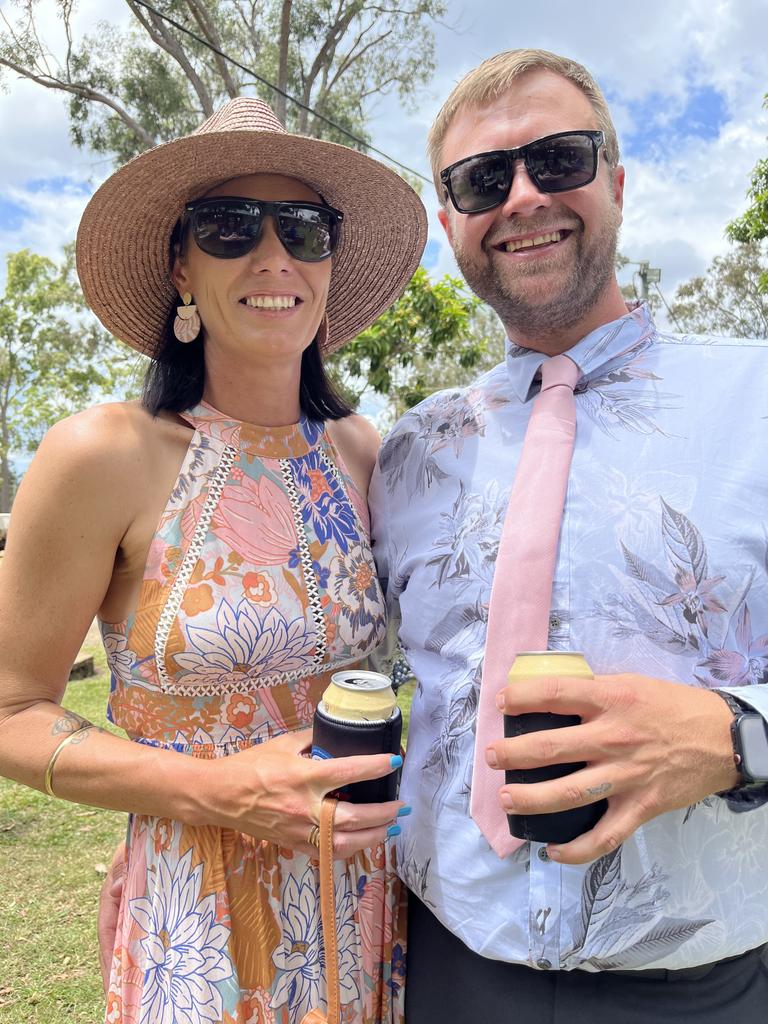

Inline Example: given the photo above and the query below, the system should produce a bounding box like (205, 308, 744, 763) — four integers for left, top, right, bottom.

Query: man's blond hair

(427, 48, 620, 200)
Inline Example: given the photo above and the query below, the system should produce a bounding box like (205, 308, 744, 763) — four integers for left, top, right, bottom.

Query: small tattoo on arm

(586, 782, 612, 797)
(51, 711, 104, 739)
(52, 711, 91, 736)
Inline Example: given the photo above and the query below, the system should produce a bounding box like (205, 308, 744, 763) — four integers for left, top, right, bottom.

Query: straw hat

(76, 98, 427, 355)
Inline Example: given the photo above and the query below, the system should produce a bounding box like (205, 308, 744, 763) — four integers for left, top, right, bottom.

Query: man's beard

(452, 204, 622, 341)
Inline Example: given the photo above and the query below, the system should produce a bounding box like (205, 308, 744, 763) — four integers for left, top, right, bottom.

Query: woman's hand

(205, 728, 405, 859)
(97, 841, 126, 993)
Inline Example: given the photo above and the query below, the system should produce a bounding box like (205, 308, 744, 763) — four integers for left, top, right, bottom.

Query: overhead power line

(653, 282, 683, 331)
(131, 0, 433, 185)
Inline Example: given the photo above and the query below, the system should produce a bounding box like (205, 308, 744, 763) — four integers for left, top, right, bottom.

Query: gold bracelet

(43, 726, 92, 798)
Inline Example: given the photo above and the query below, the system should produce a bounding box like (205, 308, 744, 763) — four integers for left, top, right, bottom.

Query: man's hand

(487, 673, 740, 864)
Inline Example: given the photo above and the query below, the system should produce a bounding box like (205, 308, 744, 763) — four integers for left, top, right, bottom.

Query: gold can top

(508, 651, 593, 680)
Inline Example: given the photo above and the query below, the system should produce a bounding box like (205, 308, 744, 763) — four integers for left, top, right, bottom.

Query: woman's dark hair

(142, 221, 353, 421)
(142, 313, 352, 421)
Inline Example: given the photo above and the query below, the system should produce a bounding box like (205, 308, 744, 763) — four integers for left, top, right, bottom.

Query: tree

(327, 266, 501, 421)
(668, 241, 768, 339)
(727, 92, 768, 291)
(0, 0, 446, 164)
(0, 247, 140, 511)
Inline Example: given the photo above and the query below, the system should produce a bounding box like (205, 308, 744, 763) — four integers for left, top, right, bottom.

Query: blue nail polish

(387, 825, 401, 838)
(390, 754, 403, 769)
(397, 806, 412, 817)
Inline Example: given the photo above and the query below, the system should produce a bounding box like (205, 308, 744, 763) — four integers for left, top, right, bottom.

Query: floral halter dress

(100, 402, 405, 1024)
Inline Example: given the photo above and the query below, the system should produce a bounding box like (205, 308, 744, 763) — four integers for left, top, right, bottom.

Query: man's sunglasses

(440, 130, 606, 214)
(182, 197, 344, 262)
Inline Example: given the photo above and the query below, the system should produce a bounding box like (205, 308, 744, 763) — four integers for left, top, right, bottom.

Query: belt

(604, 944, 765, 981)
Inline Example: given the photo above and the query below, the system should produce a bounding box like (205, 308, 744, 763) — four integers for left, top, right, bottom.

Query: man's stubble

(452, 201, 622, 342)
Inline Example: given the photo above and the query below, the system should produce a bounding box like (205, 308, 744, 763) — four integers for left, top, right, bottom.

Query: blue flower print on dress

(300, 415, 324, 449)
(292, 451, 358, 553)
(271, 865, 360, 1016)
(176, 598, 316, 686)
(129, 848, 233, 1024)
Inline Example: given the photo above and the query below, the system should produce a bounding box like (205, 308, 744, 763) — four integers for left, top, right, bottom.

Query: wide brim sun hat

(76, 97, 428, 356)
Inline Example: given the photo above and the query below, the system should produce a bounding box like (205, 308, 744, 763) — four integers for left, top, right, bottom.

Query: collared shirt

(369, 304, 768, 972)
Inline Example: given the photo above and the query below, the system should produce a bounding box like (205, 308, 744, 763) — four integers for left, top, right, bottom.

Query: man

(369, 48, 768, 1022)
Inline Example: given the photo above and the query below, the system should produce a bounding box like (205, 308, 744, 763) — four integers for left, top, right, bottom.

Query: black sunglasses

(440, 130, 606, 214)
(183, 197, 344, 262)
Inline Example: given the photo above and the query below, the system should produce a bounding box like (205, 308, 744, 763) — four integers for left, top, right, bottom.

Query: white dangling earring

(173, 292, 201, 343)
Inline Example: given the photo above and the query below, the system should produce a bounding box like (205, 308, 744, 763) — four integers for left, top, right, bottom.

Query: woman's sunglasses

(182, 197, 344, 262)
(440, 130, 606, 214)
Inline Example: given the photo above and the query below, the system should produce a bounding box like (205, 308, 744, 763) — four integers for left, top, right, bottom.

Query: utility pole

(637, 261, 662, 302)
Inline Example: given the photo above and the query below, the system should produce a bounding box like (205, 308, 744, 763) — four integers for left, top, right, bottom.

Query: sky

(0, 0, 767, 330)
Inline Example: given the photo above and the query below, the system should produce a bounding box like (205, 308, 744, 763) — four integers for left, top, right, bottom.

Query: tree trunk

(0, 395, 9, 512)
(275, 0, 292, 123)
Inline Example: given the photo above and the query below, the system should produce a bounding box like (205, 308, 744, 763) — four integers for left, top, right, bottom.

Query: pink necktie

(471, 353, 581, 857)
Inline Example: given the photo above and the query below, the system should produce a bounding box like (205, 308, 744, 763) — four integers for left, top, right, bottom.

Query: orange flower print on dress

(105, 991, 122, 1024)
(224, 692, 259, 730)
(243, 571, 275, 606)
(181, 583, 215, 616)
(153, 817, 174, 855)
(308, 467, 332, 502)
(242, 987, 276, 1024)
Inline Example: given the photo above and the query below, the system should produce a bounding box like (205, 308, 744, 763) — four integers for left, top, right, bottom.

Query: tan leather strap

(301, 796, 340, 1024)
(318, 796, 340, 1024)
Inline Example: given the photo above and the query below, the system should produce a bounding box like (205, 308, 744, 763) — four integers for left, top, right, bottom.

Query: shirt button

(537, 958, 552, 971)
(549, 615, 561, 630)
(537, 847, 550, 862)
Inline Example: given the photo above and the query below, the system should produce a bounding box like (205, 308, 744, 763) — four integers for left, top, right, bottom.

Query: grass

(0, 637, 417, 1023)
(0, 636, 125, 1024)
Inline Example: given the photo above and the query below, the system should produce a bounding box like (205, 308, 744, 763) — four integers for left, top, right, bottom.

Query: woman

(0, 98, 426, 1023)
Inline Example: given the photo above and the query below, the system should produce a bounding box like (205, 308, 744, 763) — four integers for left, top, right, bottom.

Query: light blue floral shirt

(369, 304, 768, 972)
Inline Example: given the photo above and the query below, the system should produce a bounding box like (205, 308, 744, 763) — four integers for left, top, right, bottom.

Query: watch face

(738, 715, 768, 782)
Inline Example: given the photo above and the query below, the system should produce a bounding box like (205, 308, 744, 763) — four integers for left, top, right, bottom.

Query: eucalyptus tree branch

(0, 55, 156, 148)
(125, 0, 214, 115)
(184, 0, 239, 98)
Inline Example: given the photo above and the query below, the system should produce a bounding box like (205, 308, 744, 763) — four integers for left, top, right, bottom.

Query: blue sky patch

(422, 238, 441, 269)
(0, 197, 27, 231)
(26, 176, 91, 196)
(619, 84, 729, 160)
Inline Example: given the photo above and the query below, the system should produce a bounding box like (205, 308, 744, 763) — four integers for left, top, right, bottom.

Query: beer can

(503, 650, 607, 844)
(321, 670, 397, 723)
(509, 651, 592, 683)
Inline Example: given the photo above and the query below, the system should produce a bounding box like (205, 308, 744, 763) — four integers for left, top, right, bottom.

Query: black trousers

(405, 895, 768, 1023)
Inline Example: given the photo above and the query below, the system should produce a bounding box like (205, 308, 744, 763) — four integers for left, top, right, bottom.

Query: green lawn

(0, 643, 416, 1023)
(0, 638, 125, 1023)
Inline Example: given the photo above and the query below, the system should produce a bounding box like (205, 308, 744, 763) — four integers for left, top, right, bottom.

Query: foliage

(0, 247, 141, 511)
(727, 96, 768, 240)
(327, 267, 499, 420)
(668, 241, 768, 339)
(0, 0, 446, 164)
(726, 92, 768, 291)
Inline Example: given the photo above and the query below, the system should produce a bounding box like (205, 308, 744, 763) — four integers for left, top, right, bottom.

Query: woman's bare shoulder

(326, 413, 381, 460)
(326, 413, 381, 494)
(41, 401, 184, 469)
